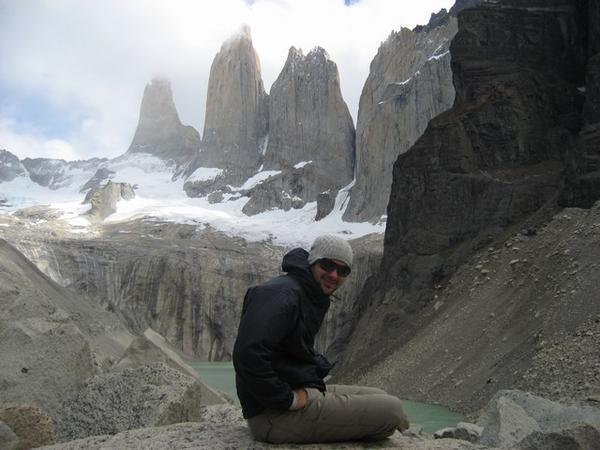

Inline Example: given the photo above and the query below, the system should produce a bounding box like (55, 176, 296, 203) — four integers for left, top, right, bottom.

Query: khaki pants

(247, 385, 409, 444)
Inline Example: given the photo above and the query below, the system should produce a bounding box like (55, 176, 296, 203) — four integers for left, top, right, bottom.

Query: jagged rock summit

(242, 45, 355, 216)
(343, 3, 481, 222)
(127, 78, 200, 169)
(196, 25, 268, 179)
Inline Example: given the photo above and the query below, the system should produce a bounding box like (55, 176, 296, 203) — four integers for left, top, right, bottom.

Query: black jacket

(232, 248, 333, 418)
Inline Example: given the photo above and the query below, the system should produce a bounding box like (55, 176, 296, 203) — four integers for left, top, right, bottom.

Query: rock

(39, 404, 499, 450)
(114, 328, 226, 406)
(0, 149, 26, 182)
(403, 424, 424, 438)
(479, 390, 600, 449)
(517, 424, 600, 450)
(334, 0, 594, 410)
(315, 190, 336, 221)
(197, 26, 268, 179)
(14, 224, 286, 360)
(12, 205, 62, 222)
(344, 13, 458, 222)
(0, 404, 57, 450)
(0, 421, 17, 450)
(251, 46, 354, 213)
(21, 157, 107, 190)
(79, 167, 115, 193)
(83, 180, 135, 221)
(0, 239, 135, 421)
(55, 363, 221, 442)
(126, 78, 200, 168)
(434, 422, 482, 443)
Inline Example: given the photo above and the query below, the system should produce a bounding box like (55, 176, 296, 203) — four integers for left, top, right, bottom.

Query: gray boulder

(479, 390, 600, 449)
(40, 404, 500, 450)
(56, 363, 221, 442)
(83, 180, 135, 221)
(433, 422, 482, 443)
(127, 78, 200, 168)
(0, 421, 17, 450)
(0, 404, 57, 450)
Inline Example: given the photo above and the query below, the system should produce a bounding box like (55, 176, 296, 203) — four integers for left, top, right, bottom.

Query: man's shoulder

(249, 275, 303, 300)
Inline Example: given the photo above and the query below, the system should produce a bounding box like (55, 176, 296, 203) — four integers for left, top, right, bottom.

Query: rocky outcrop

(0, 239, 134, 422)
(246, 46, 354, 215)
(40, 404, 501, 450)
(83, 180, 135, 221)
(126, 78, 200, 169)
(56, 363, 220, 442)
(21, 158, 106, 191)
(0, 149, 26, 182)
(478, 390, 600, 449)
(195, 26, 268, 179)
(335, 0, 598, 412)
(0, 405, 57, 450)
(344, 7, 464, 222)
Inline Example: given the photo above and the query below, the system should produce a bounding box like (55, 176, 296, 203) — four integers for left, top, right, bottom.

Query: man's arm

(233, 286, 300, 410)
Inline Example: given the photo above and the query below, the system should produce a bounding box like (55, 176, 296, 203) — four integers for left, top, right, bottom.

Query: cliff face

(334, 0, 598, 412)
(343, 17, 458, 222)
(242, 47, 354, 215)
(127, 78, 200, 168)
(13, 222, 285, 361)
(0, 149, 26, 182)
(197, 26, 268, 179)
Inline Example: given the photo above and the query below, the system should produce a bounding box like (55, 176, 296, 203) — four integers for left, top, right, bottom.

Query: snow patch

(186, 167, 223, 183)
(234, 170, 281, 191)
(294, 161, 313, 169)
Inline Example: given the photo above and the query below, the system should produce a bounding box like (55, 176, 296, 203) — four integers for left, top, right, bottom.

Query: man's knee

(377, 395, 409, 432)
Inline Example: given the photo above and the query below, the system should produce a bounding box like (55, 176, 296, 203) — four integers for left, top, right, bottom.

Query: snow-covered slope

(0, 150, 383, 247)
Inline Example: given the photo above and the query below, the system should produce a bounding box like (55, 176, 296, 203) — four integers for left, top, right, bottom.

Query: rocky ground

(336, 203, 600, 414)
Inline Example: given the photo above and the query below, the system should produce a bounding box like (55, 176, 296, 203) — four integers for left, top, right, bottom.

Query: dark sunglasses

(317, 259, 351, 277)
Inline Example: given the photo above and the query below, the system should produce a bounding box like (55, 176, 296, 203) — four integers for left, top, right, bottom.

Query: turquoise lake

(191, 362, 463, 433)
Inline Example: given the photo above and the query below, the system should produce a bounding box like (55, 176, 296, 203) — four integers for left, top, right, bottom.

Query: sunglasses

(317, 259, 351, 277)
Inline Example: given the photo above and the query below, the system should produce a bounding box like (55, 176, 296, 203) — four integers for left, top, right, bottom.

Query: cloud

(0, 0, 455, 161)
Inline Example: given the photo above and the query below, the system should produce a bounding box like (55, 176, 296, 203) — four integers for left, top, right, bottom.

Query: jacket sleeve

(232, 285, 299, 410)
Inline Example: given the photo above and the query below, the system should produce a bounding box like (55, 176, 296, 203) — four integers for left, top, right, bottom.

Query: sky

(0, 0, 455, 162)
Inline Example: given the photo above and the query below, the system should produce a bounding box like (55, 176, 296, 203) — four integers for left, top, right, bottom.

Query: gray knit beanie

(307, 234, 353, 268)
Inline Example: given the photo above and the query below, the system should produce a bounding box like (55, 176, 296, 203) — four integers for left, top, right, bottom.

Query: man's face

(310, 258, 350, 295)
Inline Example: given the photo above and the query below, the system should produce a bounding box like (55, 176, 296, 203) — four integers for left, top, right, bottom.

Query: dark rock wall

(334, 0, 597, 410)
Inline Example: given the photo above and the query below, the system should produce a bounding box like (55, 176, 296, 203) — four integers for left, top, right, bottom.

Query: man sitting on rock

(233, 234, 409, 444)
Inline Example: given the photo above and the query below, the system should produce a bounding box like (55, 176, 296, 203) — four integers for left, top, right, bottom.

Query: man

(233, 234, 409, 444)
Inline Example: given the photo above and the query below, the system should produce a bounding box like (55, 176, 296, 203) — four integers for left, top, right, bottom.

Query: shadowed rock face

(198, 26, 268, 179)
(0, 149, 26, 182)
(127, 78, 200, 168)
(343, 19, 458, 222)
(246, 46, 354, 215)
(334, 0, 597, 412)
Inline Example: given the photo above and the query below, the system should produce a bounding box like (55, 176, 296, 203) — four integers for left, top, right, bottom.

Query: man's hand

(291, 388, 309, 410)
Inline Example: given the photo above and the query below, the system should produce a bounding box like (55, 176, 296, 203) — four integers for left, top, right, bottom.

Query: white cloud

(0, 119, 78, 161)
(0, 0, 455, 161)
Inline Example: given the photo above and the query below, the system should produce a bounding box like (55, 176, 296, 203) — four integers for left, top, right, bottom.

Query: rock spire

(127, 78, 200, 166)
(199, 25, 268, 178)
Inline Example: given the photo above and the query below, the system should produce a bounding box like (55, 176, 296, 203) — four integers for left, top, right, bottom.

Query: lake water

(191, 362, 463, 433)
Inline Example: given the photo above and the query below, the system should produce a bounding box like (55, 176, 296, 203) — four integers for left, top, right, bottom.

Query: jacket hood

(282, 248, 330, 304)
